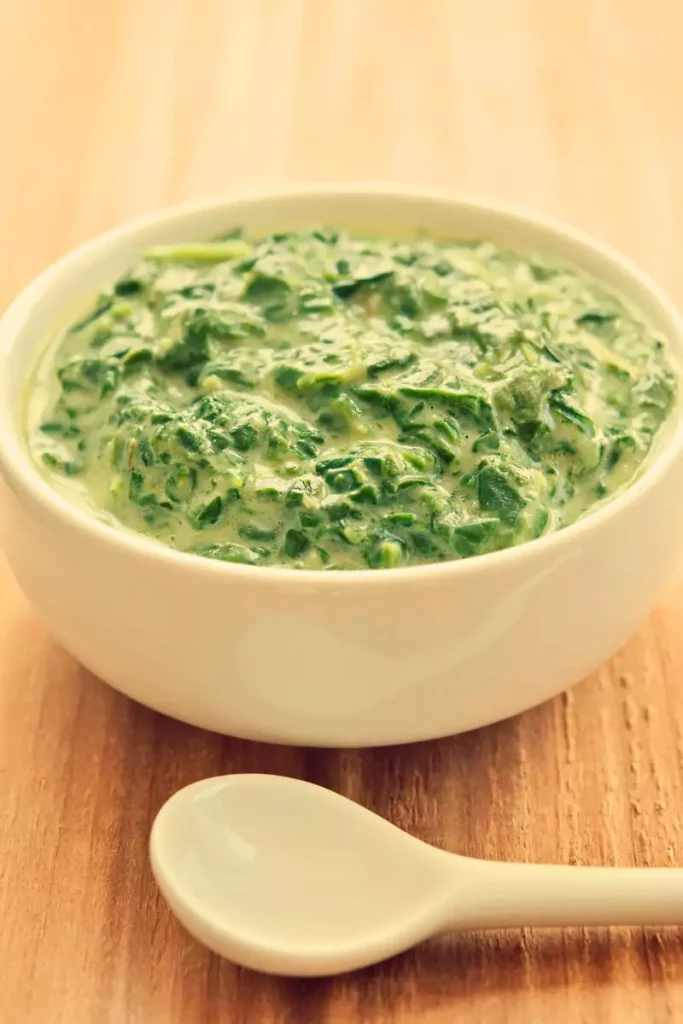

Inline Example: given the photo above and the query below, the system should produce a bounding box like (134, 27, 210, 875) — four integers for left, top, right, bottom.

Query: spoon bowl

(150, 774, 683, 977)
(150, 774, 453, 975)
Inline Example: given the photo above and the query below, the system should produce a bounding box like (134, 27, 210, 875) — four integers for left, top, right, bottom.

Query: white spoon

(150, 773, 683, 977)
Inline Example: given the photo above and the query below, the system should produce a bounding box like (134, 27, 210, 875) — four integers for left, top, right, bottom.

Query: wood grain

(2, 1, 683, 1020)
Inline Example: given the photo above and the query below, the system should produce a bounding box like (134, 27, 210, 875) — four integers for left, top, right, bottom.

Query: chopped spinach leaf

(31, 227, 677, 570)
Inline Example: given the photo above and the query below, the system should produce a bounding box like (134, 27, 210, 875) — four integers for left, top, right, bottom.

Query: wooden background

(2, 1, 683, 1020)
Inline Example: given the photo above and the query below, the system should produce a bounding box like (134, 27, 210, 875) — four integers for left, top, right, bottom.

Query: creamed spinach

(28, 229, 677, 569)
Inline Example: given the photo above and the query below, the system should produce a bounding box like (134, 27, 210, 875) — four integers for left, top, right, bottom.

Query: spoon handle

(448, 857, 683, 929)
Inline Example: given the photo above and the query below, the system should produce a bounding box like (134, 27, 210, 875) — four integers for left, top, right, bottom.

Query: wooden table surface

(3, 1, 683, 1021)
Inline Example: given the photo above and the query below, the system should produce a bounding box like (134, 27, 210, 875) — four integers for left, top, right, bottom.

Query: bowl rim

(1, 181, 682, 588)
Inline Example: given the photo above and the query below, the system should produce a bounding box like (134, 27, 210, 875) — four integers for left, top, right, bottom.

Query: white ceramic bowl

(1, 185, 683, 747)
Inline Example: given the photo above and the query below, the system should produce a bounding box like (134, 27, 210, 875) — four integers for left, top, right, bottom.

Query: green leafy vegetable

(31, 227, 677, 570)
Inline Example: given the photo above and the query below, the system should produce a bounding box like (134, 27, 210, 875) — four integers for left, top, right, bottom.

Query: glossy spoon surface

(150, 774, 683, 976)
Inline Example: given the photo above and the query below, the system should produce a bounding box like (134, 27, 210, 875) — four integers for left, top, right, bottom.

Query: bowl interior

(1, 186, 682, 566)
